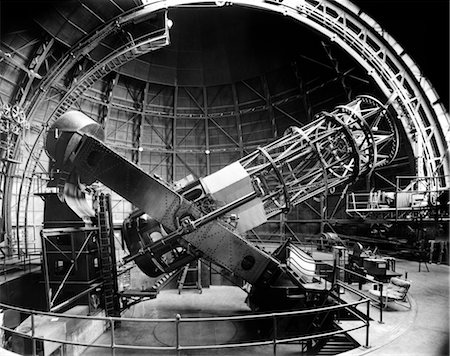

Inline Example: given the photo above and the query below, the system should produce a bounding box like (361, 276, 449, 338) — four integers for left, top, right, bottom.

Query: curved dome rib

(10, 0, 450, 245)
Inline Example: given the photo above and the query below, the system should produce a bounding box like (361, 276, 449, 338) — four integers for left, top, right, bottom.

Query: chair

(415, 244, 430, 272)
(368, 277, 412, 309)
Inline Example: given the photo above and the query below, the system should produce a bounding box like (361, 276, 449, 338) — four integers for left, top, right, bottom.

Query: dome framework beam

(4, 0, 449, 252)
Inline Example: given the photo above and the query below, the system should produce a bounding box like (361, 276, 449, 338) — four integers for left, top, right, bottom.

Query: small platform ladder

(178, 260, 202, 294)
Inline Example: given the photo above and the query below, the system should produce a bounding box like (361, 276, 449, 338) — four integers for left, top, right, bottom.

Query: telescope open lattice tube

(240, 95, 399, 218)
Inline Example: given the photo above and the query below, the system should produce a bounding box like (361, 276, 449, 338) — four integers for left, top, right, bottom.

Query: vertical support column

(272, 314, 277, 355)
(292, 61, 313, 122)
(279, 214, 285, 243)
(40, 230, 51, 311)
(378, 283, 384, 323)
(365, 299, 370, 348)
(131, 84, 145, 166)
(139, 82, 149, 165)
(99, 73, 119, 139)
(203, 87, 210, 175)
(262, 74, 277, 139)
(365, 164, 372, 191)
(131, 114, 141, 164)
(175, 313, 181, 356)
(231, 83, 244, 158)
(197, 259, 202, 291)
(110, 318, 116, 356)
(31, 312, 37, 356)
(172, 86, 178, 182)
(320, 193, 326, 235)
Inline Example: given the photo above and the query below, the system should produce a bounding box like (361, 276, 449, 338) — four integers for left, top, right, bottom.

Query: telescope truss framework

(240, 95, 398, 219)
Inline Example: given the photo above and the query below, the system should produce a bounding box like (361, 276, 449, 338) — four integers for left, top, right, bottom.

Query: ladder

(178, 260, 202, 294)
(97, 193, 120, 317)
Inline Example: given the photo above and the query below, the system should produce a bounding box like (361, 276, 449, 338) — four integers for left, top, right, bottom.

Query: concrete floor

(81, 257, 449, 356)
(340, 259, 449, 356)
(367, 259, 449, 356)
(82, 286, 310, 355)
(1, 251, 448, 355)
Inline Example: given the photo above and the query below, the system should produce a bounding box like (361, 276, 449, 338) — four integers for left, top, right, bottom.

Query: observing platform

(0, 254, 41, 284)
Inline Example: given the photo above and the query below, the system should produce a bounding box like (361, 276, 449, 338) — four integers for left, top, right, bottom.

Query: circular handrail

(0, 297, 370, 353)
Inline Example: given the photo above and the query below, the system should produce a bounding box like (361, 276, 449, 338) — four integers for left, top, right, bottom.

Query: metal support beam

(320, 193, 326, 234)
(204, 87, 210, 175)
(131, 113, 142, 165)
(261, 74, 277, 139)
(100, 72, 120, 138)
(11, 37, 55, 107)
(292, 61, 313, 122)
(40, 230, 51, 311)
(243, 78, 302, 126)
(139, 83, 149, 165)
(172, 85, 178, 182)
(322, 41, 353, 101)
(231, 83, 245, 158)
(209, 118, 242, 149)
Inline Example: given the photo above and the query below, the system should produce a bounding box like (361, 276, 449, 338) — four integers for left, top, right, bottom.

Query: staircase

(118, 269, 183, 312)
(178, 260, 202, 294)
(313, 333, 358, 355)
(152, 270, 179, 291)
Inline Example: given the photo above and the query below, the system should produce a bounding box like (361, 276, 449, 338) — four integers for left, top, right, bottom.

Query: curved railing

(0, 298, 370, 355)
(10, 0, 449, 257)
(239, 0, 449, 185)
(14, 15, 170, 256)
